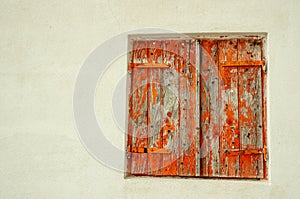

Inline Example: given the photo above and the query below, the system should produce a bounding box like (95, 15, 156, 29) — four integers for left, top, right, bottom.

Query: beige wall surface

(1, 0, 300, 198)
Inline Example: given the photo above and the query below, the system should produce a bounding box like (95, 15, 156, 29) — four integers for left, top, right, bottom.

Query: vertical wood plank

(238, 39, 264, 178)
(187, 39, 198, 176)
(126, 39, 136, 175)
(238, 68, 263, 150)
(200, 39, 220, 176)
(130, 40, 148, 175)
(218, 39, 240, 177)
(147, 40, 163, 175)
(161, 40, 180, 175)
(261, 36, 268, 180)
(238, 67, 263, 178)
(179, 40, 197, 176)
(178, 40, 188, 175)
(195, 40, 201, 176)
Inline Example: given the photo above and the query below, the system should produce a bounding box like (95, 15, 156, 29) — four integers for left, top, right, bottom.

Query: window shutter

(127, 39, 199, 176)
(127, 36, 268, 179)
(218, 39, 267, 179)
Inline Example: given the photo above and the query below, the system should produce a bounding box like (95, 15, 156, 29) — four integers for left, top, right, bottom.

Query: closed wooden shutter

(127, 39, 199, 176)
(127, 36, 268, 179)
(217, 39, 267, 179)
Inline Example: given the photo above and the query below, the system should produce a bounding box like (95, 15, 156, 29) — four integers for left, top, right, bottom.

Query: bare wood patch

(219, 39, 240, 177)
(200, 39, 220, 177)
(161, 40, 180, 176)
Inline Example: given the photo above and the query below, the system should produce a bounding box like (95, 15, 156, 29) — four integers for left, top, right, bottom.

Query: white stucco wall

(1, 0, 300, 198)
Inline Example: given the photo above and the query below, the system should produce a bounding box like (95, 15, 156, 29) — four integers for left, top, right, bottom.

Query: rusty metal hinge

(128, 63, 170, 72)
(127, 146, 171, 154)
(220, 60, 265, 67)
(225, 148, 268, 161)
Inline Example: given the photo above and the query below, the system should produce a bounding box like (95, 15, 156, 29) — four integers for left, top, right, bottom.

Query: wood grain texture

(130, 41, 148, 175)
(219, 39, 240, 177)
(237, 39, 264, 178)
(178, 40, 188, 176)
(178, 40, 198, 176)
(184, 40, 197, 176)
(161, 40, 180, 175)
(200, 39, 220, 177)
(195, 40, 201, 176)
(261, 37, 268, 180)
(218, 39, 265, 178)
(126, 40, 135, 175)
(147, 40, 163, 175)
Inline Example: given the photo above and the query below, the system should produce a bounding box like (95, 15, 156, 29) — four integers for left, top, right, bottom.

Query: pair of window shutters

(126, 37, 267, 179)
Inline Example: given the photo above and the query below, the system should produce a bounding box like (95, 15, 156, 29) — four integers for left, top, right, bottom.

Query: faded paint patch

(127, 37, 267, 179)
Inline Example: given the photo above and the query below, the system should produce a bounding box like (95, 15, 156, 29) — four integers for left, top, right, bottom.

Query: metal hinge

(128, 63, 170, 72)
(220, 60, 265, 67)
(225, 148, 268, 161)
(127, 146, 171, 154)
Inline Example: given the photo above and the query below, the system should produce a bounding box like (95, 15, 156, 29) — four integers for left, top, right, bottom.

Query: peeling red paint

(127, 36, 267, 179)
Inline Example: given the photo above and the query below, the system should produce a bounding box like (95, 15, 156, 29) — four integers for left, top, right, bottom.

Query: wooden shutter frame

(126, 37, 268, 179)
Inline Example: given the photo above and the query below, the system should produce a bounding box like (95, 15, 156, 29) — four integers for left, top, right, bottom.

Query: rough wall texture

(0, 0, 300, 198)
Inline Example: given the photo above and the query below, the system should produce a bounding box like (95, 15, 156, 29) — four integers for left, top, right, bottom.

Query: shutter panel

(127, 39, 199, 176)
(237, 39, 265, 178)
(218, 39, 267, 179)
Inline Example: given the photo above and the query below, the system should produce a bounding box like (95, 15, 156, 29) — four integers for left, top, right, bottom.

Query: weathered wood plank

(178, 40, 197, 176)
(219, 39, 240, 177)
(200, 39, 220, 177)
(147, 40, 163, 175)
(130, 41, 148, 175)
(161, 40, 180, 175)
(178, 40, 188, 175)
(184, 40, 197, 176)
(261, 37, 268, 180)
(238, 39, 264, 178)
(126, 39, 136, 175)
(195, 40, 201, 176)
(238, 67, 263, 150)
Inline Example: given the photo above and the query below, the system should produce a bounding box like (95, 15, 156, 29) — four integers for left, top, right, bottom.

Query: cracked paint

(127, 36, 267, 179)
